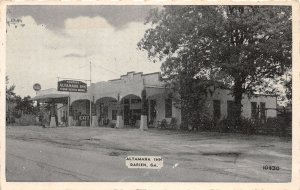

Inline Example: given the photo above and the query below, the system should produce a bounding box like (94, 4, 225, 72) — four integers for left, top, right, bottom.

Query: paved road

(6, 126, 292, 182)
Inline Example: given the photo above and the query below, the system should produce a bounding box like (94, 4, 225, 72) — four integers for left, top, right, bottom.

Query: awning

(31, 88, 69, 103)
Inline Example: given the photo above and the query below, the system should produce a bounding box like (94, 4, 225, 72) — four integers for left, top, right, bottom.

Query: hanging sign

(33, 83, 41, 91)
(58, 80, 87, 93)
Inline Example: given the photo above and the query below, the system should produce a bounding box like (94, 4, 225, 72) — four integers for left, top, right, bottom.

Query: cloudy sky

(6, 5, 161, 97)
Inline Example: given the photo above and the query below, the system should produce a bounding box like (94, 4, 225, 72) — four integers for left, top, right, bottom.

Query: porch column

(68, 105, 73, 126)
(35, 100, 40, 124)
(91, 102, 98, 127)
(49, 101, 56, 128)
(140, 89, 148, 130)
(116, 95, 123, 128)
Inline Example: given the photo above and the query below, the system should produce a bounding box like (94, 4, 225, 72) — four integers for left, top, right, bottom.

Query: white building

(32, 71, 277, 128)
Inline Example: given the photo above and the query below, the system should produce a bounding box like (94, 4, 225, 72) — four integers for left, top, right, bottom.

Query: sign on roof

(33, 83, 41, 91)
(57, 80, 87, 93)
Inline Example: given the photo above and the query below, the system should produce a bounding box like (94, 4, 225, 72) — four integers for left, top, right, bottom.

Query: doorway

(149, 100, 157, 124)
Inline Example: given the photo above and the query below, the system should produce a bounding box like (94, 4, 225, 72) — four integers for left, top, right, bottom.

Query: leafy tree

(6, 76, 16, 101)
(6, 76, 16, 123)
(15, 95, 35, 115)
(138, 6, 292, 126)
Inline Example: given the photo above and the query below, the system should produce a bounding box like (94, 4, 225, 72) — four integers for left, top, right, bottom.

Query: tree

(6, 76, 16, 101)
(138, 6, 292, 125)
(6, 76, 16, 123)
(15, 95, 35, 115)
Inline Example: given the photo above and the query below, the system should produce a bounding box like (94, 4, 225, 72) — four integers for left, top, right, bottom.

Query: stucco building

(33, 71, 277, 128)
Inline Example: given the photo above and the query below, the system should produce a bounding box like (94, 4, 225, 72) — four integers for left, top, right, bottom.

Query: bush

(14, 114, 37, 126)
(148, 119, 154, 128)
(109, 122, 116, 128)
(12, 110, 22, 119)
(160, 119, 168, 128)
(185, 112, 214, 131)
(215, 117, 258, 134)
(240, 118, 258, 135)
(265, 117, 288, 136)
(265, 117, 281, 128)
(179, 121, 188, 130)
(198, 115, 214, 131)
(215, 118, 232, 133)
(169, 117, 178, 129)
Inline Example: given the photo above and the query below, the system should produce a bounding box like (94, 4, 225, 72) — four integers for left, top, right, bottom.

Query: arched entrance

(95, 97, 118, 126)
(71, 99, 91, 126)
(121, 94, 142, 127)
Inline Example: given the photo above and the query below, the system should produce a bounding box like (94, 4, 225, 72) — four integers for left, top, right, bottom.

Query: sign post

(33, 83, 42, 124)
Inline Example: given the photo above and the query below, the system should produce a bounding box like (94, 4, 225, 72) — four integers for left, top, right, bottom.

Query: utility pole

(89, 61, 92, 127)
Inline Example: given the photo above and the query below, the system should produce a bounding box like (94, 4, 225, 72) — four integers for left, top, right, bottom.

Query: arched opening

(95, 97, 118, 126)
(121, 94, 142, 127)
(71, 99, 91, 126)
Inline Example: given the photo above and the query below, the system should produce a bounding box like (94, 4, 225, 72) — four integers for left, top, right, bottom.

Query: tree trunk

(233, 77, 245, 129)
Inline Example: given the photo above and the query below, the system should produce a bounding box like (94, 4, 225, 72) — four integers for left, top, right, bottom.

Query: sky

(6, 5, 161, 97)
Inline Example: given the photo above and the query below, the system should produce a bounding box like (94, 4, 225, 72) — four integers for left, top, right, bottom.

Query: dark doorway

(149, 100, 156, 123)
(123, 98, 130, 125)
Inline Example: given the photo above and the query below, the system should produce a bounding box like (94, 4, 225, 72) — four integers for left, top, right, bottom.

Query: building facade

(33, 71, 277, 128)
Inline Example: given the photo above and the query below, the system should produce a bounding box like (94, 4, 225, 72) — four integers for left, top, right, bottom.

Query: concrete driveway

(6, 126, 291, 182)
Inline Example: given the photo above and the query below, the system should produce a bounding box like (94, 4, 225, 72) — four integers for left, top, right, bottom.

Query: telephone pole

(89, 61, 92, 127)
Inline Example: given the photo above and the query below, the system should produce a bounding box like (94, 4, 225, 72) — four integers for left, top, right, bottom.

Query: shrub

(169, 117, 178, 129)
(265, 117, 281, 128)
(15, 114, 37, 126)
(199, 115, 214, 131)
(179, 121, 188, 130)
(215, 117, 258, 134)
(160, 119, 168, 128)
(265, 117, 288, 136)
(148, 119, 154, 128)
(185, 111, 213, 131)
(240, 118, 258, 135)
(12, 110, 22, 119)
(215, 118, 232, 133)
(109, 122, 116, 128)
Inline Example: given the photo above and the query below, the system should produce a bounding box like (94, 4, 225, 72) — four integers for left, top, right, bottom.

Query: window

(260, 102, 266, 119)
(132, 109, 141, 120)
(85, 100, 90, 112)
(213, 100, 221, 119)
(165, 98, 172, 118)
(99, 103, 104, 114)
(124, 99, 130, 104)
(112, 110, 117, 120)
(131, 99, 141, 104)
(227, 101, 234, 119)
(251, 102, 258, 118)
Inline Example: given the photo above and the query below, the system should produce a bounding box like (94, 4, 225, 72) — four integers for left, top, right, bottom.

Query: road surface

(6, 126, 291, 182)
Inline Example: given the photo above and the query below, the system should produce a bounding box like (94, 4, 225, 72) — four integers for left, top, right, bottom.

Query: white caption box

(126, 156, 163, 169)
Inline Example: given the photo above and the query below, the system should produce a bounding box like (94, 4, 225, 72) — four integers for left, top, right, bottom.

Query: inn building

(32, 71, 277, 128)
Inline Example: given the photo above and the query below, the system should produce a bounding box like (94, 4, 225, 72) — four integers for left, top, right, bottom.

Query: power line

(92, 62, 121, 75)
